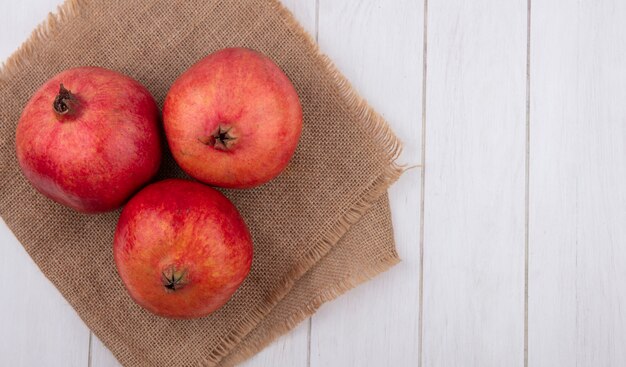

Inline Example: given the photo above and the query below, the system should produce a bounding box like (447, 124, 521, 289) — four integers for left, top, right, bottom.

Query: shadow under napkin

(0, 0, 403, 366)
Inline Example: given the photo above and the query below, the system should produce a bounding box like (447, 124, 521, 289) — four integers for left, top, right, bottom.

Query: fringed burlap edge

(219, 254, 401, 367)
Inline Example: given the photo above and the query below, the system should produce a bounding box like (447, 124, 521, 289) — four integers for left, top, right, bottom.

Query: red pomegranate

(163, 47, 303, 188)
(113, 179, 253, 319)
(15, 67, 161, 213)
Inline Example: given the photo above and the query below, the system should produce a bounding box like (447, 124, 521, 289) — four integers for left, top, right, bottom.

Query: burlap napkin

(0, 0, 403, 366)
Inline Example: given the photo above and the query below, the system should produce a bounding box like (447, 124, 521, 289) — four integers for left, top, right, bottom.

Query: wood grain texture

(421, 1, 527, 366)
(279, 0, 317, 40)
(528, 1, 626, 366)
(242, 322, 309, 367)
(0, 1, 91, 366)
(91, 335, 122, 367)
(310, 1, 423, 366)
(0, 0, 64, 58)
(0, 220, 90, 367)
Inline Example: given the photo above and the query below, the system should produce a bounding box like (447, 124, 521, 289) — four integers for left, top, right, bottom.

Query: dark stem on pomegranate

(198, 125, 237, 150)
(53, 84, 78, 116)
(161, 266, 188, 292)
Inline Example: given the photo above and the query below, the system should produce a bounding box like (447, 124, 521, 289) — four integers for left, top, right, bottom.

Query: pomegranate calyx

(198, 125, 237, 151)
(53, 84, 79, 116)
(161, 266, 188, 292)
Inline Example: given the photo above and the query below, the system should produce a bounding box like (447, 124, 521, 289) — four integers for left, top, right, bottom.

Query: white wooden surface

(422, 1, 526, 366)
(310, 1, 422, 366)
(3, 1, 626, 366)
(528, 1, 626, 366)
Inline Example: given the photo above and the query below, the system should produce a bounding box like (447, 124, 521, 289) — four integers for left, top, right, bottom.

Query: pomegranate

(15, 67, 161, 213)
(113, 179, 253, 319)
(163, 47, 303, 188)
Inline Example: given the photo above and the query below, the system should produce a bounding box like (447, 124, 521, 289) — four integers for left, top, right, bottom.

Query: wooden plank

(242, 323, 309, 367)
(0, 1, 91, 366)
(421, 1, 527, 366)
(90, 335, 122, 367)
(310, 1, 423, 366)
(0, 220, 90, 367)
(0, 0, 64, 58)
(279, 0, 317, 40)
(528, 1, 626, 366)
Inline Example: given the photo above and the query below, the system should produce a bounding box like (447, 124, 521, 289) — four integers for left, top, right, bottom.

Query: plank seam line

(88, 332, 93, 367)
(314, 0, 319, 43)
(418, 0, 428, 366)
(524, 0, 532, 366)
